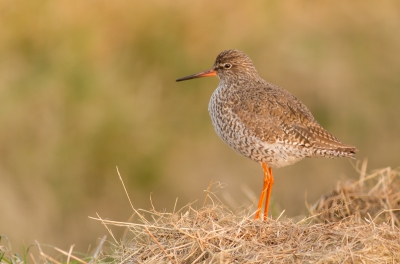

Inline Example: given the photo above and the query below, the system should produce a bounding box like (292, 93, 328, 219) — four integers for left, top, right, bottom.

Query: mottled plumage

(207, 49, 357, 166)
(177, 49, 357, 219)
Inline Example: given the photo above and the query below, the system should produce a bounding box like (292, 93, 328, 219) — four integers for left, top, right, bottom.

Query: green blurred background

(1, 0, 399, 254)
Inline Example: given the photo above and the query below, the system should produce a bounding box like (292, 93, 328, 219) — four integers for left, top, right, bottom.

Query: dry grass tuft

(92, 165, 400, 263)
(310, 164, 400, 227)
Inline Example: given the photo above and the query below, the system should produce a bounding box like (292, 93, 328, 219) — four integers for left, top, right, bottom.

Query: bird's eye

(224, 63, 232, 69)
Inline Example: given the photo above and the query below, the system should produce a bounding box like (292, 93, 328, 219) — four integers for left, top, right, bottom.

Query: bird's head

(176, 49, 258, 83)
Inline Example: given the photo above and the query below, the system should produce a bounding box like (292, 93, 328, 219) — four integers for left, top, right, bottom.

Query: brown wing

(231, 82, 357, 157)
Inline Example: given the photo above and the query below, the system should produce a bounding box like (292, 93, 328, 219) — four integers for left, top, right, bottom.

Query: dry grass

(6, 165, 399, 263)
(83, 165, 400, 264)
(310, 163, 400, 227)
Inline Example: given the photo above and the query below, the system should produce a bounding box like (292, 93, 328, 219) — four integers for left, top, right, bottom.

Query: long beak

(176, 68, 217, 82)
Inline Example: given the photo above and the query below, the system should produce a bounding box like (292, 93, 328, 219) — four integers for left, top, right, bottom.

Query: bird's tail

(313, 143, 358, 159)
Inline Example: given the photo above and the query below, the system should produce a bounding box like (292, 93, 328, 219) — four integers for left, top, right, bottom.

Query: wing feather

(231, 81, 357, 157)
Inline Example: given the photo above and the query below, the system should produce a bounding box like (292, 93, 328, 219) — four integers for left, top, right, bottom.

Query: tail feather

(313, 144, 358, 158)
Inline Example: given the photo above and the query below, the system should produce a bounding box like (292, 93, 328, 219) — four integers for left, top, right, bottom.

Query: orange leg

(255, 162, 271, 220)
(263, 167, 274, 220)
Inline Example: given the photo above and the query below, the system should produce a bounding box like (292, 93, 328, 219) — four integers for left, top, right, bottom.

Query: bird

(176, 49, 357, 220)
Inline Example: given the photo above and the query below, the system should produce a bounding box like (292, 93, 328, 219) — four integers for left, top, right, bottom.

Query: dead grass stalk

(89, 165, 400, 263)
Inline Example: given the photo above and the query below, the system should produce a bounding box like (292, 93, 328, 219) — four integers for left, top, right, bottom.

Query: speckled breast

(208, 85, 308, 168)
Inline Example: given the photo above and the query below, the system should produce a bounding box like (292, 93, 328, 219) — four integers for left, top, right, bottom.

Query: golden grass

(4, 165, 399, 263)
(310, 164, 400, 227)
(80, 165, 400, 263)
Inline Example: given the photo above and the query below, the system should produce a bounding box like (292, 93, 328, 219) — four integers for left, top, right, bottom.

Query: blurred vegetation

(0, 0, 399, 254)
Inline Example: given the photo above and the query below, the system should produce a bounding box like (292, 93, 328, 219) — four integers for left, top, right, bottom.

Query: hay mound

(95, 166, 400, 263)
(108, 207, 399, 263)
(310, 165, 400, 226)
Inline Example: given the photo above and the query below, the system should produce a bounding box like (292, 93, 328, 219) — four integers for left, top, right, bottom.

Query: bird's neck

(218, 74, 264, 91)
